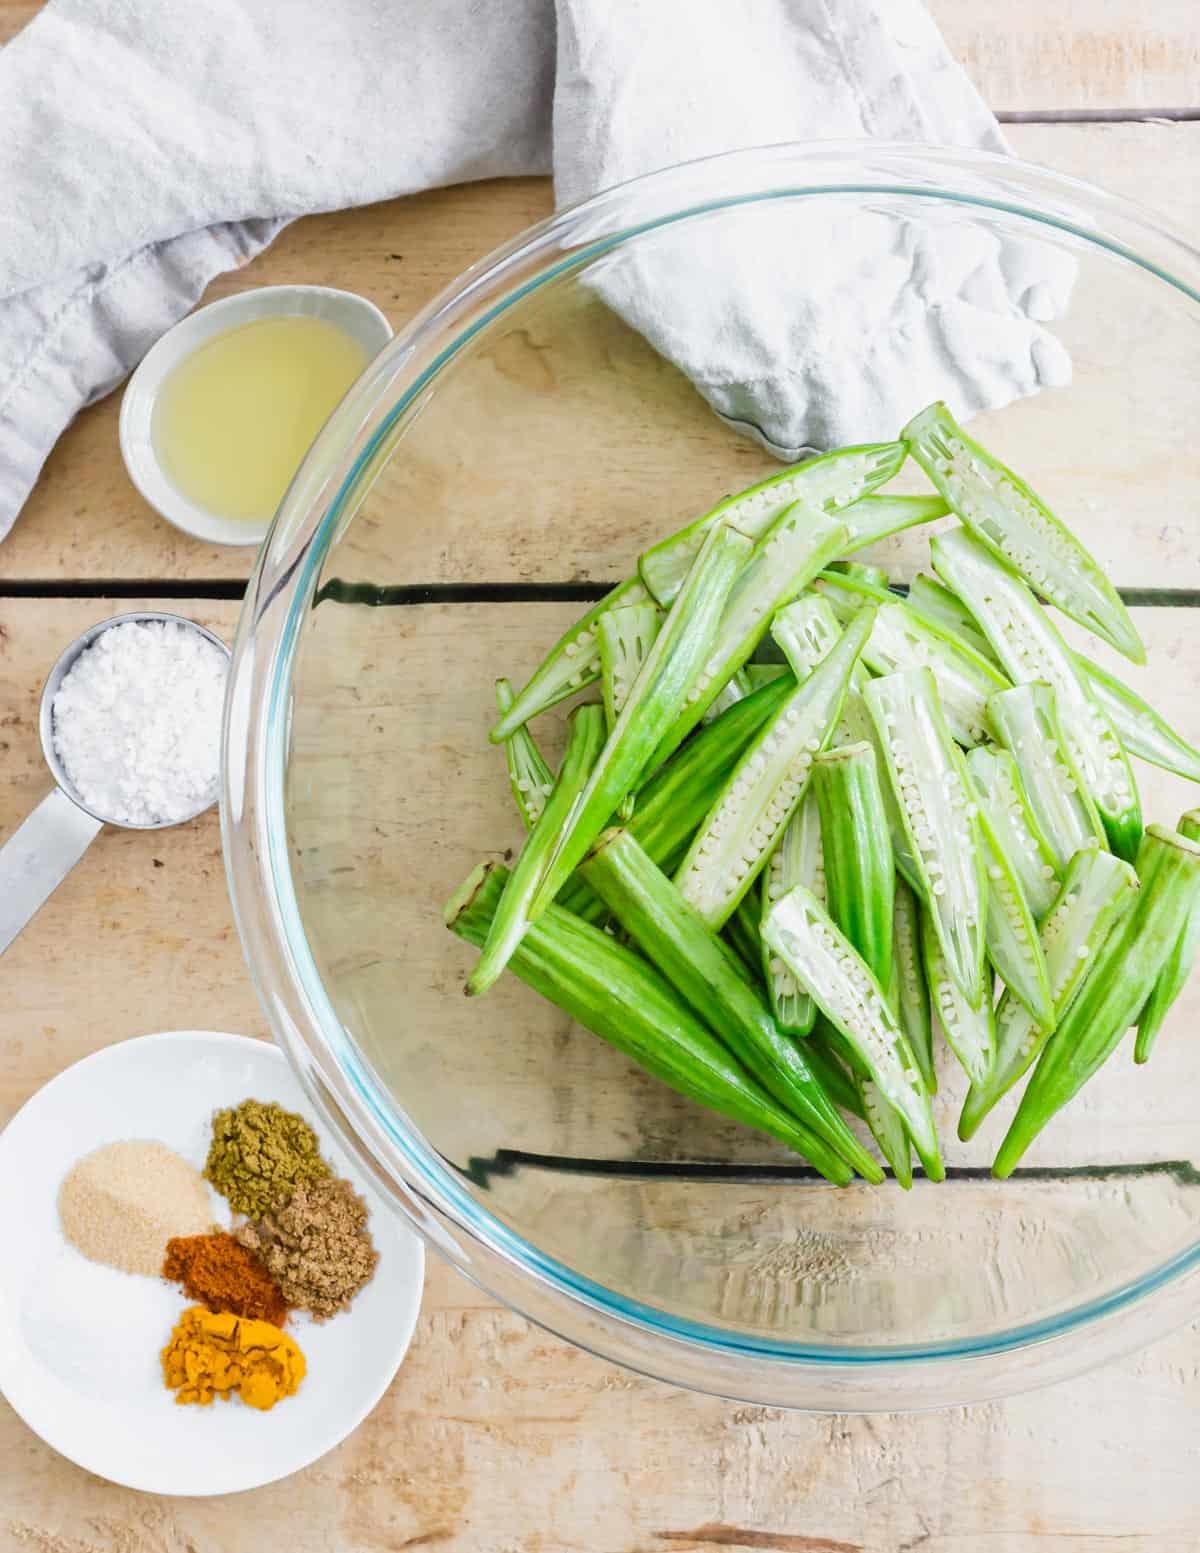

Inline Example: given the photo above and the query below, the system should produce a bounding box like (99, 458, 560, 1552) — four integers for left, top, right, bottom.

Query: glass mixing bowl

(222, 143, 1200, 1410)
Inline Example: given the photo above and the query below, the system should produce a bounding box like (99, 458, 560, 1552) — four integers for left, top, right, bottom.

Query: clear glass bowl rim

(222, 140, 1200, 1408)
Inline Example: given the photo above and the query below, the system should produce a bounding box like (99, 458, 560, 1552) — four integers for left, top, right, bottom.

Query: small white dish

(0, 1029, 424, 1496)
(119, 286, 393, 548)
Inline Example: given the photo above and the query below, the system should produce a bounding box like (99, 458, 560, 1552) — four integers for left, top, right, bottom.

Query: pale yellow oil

(153, 314, 369, 524)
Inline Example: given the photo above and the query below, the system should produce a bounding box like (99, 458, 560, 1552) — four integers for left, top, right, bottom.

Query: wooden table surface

(2, 6, 1199, 1551)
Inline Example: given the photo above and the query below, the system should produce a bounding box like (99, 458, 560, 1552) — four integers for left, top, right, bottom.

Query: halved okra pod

(674, 608, 875, 928)
(819, 1024, 913, 1187)
(1136, 810, 1200, 1062)
(958, 845, 1139, 1140)
(494, 678, 554, 831)
(864, 667, 988, 1007)
(447, 862, 854, 1184)
(973, 793, 1054, 1029)
(489, 575, 652, 742)
(812, 742, 895, 992)
(579, 828, 884, 1182)
(760, 790, 824, 1035)
(530, 520, 752, 921)
(597, 602, 662, 732)
(904, 401, 1145, 664)
(987, 683, 1107, 873)
(469, 702, 607, 995)
(892, 877, 936, 1092)
(995, 825, 1200, 1177)
(762, 885, 943, 1181)
(965, 745, 1061, 920)
(638, 442, 907, 608)
(932, 529, 1141, 861)
(647, 507, 851, 768)
(920, 908, 995, 1087)
(912, 572, 1200, 784)
(554, 672, 795, 922)
(1075, 656, 1200, 785)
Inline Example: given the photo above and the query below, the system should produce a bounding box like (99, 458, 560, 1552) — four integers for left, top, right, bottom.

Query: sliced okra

(965, 745, 1061, 921)
(760, 790, 824, 1035)
(1136, 809, 1200, 1062)
(921, 907, 995, 1087)
(596, 602, 662, 732)
(494, 677, 554, 831)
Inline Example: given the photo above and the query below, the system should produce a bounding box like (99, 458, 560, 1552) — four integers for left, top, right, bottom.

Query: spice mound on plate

(59, 1140, 212, 1276)
(162, 1306, 305, 1410)
(204, 1098, 329, 1217)
(237, 1176, 379, 1320)
(163, 1231, 289, 1326)
(51, 618, 227, 827)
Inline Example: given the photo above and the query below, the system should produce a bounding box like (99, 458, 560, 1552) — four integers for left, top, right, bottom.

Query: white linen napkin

(0, 0, 1071, 536)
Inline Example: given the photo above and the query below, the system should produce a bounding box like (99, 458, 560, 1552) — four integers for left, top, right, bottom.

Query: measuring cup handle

(0, 789, 104, 956)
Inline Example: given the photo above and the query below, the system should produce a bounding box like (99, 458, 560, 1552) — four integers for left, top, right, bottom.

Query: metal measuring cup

(0, 611, 231, 956)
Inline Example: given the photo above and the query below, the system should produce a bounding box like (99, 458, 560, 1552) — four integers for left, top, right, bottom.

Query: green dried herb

(204, 1099, 329, 1217)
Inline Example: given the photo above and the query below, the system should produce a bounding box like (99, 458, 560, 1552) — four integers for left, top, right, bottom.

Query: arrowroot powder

(51, 619, 227, 826)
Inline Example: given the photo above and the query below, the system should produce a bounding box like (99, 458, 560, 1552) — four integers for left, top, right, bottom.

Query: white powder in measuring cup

(51, 620, 228, 826)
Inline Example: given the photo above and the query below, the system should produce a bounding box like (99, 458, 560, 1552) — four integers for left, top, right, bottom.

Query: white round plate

(0, 1030, 424, 1495)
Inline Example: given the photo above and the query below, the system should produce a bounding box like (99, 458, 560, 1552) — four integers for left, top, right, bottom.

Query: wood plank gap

(0, 579, 247, 600)
(1000, 107, 1200, 122)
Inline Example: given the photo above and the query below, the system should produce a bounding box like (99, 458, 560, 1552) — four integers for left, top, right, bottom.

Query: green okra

(1136, 809, 1200, 1062)
(554, 672, 796, 922)
(763, 884, 943, 1182)
(530, 520, 752, 920)
(1075, 655, 1200, 785)
(907, 571, 998, 664)
(995, 825, 1200, 1177)
(892, 876, 936, 1092)
(921, 907, 995, 1088)
(647, 508, 851, 769)
(580, 828, 884, 1181)
(965, 745, 1061, 921)
(725, 891, 767, 983)
(803, 1031, 866, 1121)
(987, 683, 1107, 873)
(744, 662, 790, 691)
(470, 702, 607, 995)
(931, 529, 1142, 861)
(760, 790, 824, 1035)
(490, 575, 652, 742)
(865, 668, 989, 1007)
(812, 741, 895, 992)
(597, 602, 662, 732)
(974, 790, 1054, 1029)
(675, 609, 875, 928)
(959, 846, 1139, 1140)
(495, 677, 554, 831)
(904, 401, 1144, 664)
(639, 442, 907, 608)
(447, 862, 854, 1183)
(702, 667, 753, 723)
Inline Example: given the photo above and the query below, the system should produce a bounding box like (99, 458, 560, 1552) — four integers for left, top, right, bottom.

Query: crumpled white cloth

(0, 0, 1072, 535)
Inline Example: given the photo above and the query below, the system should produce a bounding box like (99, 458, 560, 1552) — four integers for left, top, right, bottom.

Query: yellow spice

(162, 1306, 306, 1411)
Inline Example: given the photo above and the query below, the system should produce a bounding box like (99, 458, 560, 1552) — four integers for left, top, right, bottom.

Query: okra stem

(580, 829, 884, 1181)
(995, 825, 1200, 1176)
(447, 862, 854, 1183)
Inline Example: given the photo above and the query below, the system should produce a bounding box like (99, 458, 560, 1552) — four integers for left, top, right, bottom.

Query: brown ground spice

(236, 1176, 379, 1320)
(163, 1231, 290, 1326)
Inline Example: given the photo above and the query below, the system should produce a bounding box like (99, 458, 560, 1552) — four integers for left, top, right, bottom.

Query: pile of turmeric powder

(161, 1306, 306, 1411)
